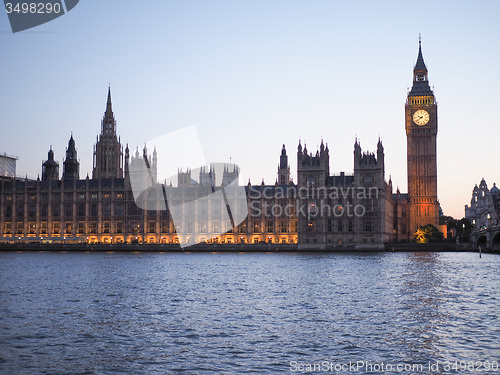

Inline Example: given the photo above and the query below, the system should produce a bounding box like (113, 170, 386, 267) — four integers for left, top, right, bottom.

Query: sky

(1, 0, 499, 219)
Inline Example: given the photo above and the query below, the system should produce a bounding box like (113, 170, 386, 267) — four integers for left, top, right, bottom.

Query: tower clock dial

(413, 109, 429, 126)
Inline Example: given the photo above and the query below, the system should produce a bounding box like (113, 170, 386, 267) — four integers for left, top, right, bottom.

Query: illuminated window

(253, 222, 260, 233)
(103, 222, 111, 234)
(307, 221, 316, 232)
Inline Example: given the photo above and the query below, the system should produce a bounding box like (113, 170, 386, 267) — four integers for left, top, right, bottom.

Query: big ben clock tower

(406, 38, 439, 235)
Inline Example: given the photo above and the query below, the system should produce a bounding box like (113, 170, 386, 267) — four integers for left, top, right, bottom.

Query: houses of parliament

(0, 42, 441, 247)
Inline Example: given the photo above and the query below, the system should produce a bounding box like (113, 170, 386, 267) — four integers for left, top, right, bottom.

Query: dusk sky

(1, 0, 499, 219)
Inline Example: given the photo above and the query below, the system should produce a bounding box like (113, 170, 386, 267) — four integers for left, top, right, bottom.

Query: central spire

(101, 85, 116, 136)
(106, 85, 112, 113)
(93, 86, 124, 179)
(67, 134, 76, 155)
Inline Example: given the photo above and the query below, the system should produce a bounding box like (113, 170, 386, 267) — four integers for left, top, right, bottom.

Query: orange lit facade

(0, 89, 298, 246)
(0, 176, 299, 245)
(405, 40, 440, 234)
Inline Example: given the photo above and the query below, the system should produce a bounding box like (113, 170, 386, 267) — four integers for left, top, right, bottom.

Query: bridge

(470, 225, 500, 252)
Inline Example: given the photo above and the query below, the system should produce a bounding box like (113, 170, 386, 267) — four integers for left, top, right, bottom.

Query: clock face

(413, 110, 429, 126)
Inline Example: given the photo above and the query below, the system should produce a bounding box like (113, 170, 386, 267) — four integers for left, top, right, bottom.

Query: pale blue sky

(1, 0, 499, 219)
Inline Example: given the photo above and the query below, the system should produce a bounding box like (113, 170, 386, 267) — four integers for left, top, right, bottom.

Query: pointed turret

(280, 144, 287, 169)
(124, 144, 130, 177)
(42, 146, 59, 181)
(377, 137, 384, 155)
(377, 138, 385, 174)
(63, 134, 79, 180)
(67, 134, 76, 154)
(354, 138, 362, 164)
(278, 144, 290, 185)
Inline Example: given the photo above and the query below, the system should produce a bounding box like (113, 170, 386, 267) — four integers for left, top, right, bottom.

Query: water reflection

(394, 252, 446, 364)
(0, 252, 499, 374)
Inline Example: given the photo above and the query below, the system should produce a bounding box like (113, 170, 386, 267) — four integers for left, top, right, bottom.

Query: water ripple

(0, 251, 499, 374)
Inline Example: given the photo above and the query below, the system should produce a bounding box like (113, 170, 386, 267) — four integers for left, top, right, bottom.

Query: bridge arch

(477, 235, 488, 251)
(491, 232, 500, 252)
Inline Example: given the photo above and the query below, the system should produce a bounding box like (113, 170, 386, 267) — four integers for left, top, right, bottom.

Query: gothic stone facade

(295, 139, 394, 248)
(0, 42, 441, 245)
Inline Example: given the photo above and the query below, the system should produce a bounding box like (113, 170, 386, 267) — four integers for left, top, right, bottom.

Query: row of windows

(1, 192, 125, 202)
(307, 219, 375, 232)
(3, 203, 127, 218)
(1, 220, 298, 236)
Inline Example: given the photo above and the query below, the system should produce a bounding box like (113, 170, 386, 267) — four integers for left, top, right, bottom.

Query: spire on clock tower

(414, 37, 427, 72)
(409, 37, 433, 96)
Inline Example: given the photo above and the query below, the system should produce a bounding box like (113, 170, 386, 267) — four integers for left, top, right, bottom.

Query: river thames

(0, 251, 499, 374)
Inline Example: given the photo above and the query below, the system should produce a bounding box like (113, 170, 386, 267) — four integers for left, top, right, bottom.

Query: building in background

(465, 179, 500, 230)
